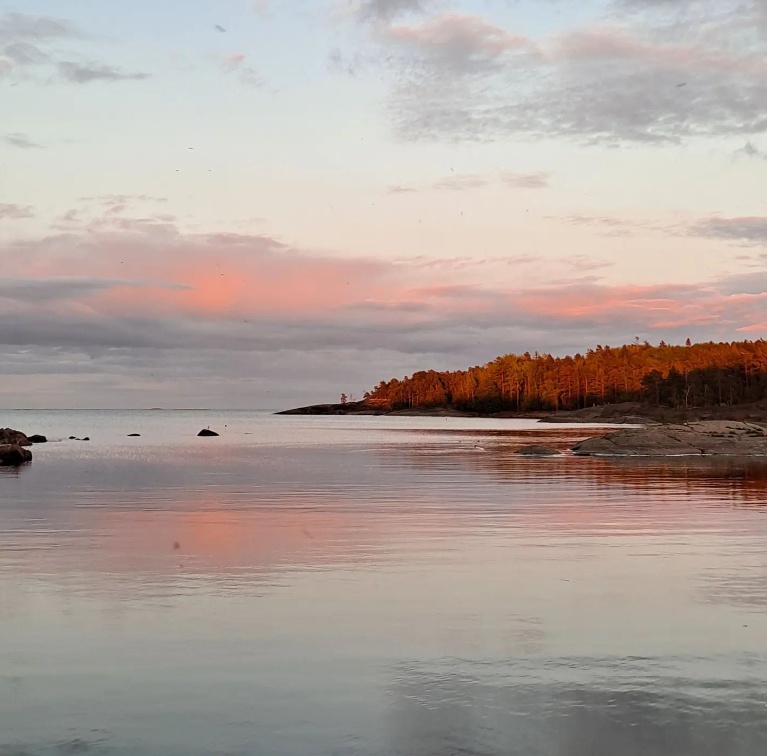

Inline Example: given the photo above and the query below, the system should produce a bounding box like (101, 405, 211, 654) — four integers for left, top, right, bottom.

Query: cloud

(553, 214, 664, 237)
(58, 61, 150, 83)
(432, 173, 487, 191)
(390, 170, 550, 193)
(81, 194, 168, 204)
(3, 132, 43, 149)
(374, 5, 767, 144)
(0, 277, 189, 303)
(220, 53, 262, 87)
(2, 41, 48, 64)
(690, 216, 767, 245)
(735, 140, 767, 160)
(385, 13, 539, 73)
(0, 12, 82, 43)
(253, 0, 271, 17)
(223, 53, 246, 71)
(0, 203, 34, 219)
(327, 47, 363, 76)
(566, 255, 614, 272)
(499, 171, 550, 189)
(0, 12, 149, 85)
(356, 0, 431, 22)
(1, 216, 764, 406)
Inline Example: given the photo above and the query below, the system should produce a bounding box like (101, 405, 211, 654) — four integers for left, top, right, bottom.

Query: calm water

(2, 410, 767, 756)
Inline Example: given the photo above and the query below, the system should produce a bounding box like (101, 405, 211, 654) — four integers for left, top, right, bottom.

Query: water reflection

(387, 659, 767, 756)
(2, 414, 767, 755)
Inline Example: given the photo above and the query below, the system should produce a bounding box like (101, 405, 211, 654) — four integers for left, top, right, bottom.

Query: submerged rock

(0, 443, 32, 466)
(0, 428, 31, 447)
(28, 434, 47, 444)
(197, 429, 219, 437)
(572, 421, 767, 457)
(515, 445, 562, 457)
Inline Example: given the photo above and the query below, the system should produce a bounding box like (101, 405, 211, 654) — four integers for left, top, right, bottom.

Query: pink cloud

(552, 28, 767, 77)
(737, 322, 767, 333)
(223, 53, 245, 71)
(386, 13, 540, 61)
(2, 218, 766, 351)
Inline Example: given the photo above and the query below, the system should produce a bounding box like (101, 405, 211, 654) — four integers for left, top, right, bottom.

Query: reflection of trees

(387, 429, 767, 509)
(386, 660, 767, 756)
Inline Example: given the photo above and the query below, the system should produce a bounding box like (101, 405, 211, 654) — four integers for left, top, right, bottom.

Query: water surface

(2, 410, 767, 755)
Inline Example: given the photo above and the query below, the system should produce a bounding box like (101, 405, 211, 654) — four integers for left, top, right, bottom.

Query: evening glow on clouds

(1, 0, 766, 407)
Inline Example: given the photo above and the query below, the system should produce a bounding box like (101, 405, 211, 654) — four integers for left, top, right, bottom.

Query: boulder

(0, 428, 31, 447)
(572, 421, 767, 457)
(515, 445, 562, 456)
(127, 434, 141, 437)
(0, 443, 32, 466)
(197, 429, 219, 437)
(28, 434, 47, 444)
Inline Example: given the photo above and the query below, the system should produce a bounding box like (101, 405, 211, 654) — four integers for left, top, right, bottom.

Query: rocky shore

(280, 400, 767, 425)
(0, 428, 36, 466)
(572, 421, 767, 457)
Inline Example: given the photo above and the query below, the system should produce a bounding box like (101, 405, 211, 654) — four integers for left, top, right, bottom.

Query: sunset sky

(2, 0, 767, 408)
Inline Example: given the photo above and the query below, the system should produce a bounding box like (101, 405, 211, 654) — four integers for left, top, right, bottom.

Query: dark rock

(515, 445, 562, 457)
(127, 434, 141, 437)
(0, 443, 32, 466)
(0, 428, 31, 447)
(572, 421, 767, 457)
(28, 434, 48, 444)
(81, 437, 90, 441)
(69, 436, 77, 440)
(197, 429, 219, 437)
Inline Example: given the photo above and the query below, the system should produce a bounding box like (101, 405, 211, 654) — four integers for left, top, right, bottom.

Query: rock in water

(515, 445, 562, 456)
(0, 443, 32, 466)
(28, 434, 47, 444)
(197, 429, 220, 437)
(572, 421, 767, 457)
(127, 434, 141, 437)
(0, 428, 31, 447)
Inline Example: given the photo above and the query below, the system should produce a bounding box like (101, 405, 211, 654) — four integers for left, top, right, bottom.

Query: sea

(1, 410, 767, 756)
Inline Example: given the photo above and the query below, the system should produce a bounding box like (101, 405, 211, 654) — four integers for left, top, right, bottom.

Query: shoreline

(277, 400, 767, 426)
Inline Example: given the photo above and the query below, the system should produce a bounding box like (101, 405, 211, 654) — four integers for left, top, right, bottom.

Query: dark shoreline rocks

(0, 428, 31, 446)
(198, 429, 219, 437)
(28, 434, 48, 444)
(572, 421, 767, 457)
(0, 443, 32, 466)
(0, 430, 34, 465)
(280, 399, 767, 425)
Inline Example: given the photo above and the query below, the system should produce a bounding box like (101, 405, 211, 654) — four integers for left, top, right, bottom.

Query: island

(279, 339, 767, 424)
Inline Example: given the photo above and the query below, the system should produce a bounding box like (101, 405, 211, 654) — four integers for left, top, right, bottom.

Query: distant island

(280, 339, 767, 424)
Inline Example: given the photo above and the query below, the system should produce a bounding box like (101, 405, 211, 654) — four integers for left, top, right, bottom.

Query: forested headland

(362, 340, 767, 413)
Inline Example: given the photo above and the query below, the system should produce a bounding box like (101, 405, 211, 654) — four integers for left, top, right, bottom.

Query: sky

(1, 0, 767, 408)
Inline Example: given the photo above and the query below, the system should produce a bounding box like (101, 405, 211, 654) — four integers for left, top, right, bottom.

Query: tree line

(363, 340, 767, 412)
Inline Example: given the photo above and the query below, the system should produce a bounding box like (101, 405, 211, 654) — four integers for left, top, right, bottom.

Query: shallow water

(1, 410, 767, 756)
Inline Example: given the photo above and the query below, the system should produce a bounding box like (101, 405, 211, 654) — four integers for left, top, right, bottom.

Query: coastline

(277, 400, 767, 426)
